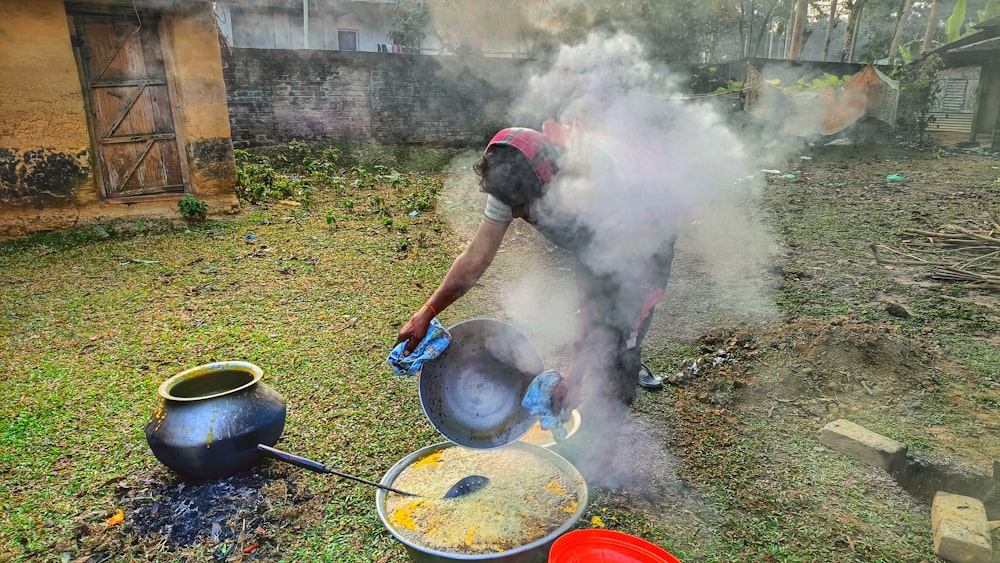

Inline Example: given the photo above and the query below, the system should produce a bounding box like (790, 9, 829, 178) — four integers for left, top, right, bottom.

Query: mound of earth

(677, 317, 946, 410)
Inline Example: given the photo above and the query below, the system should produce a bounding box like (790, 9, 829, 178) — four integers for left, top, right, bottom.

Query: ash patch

(125, 472, 280, 545)
(82, 469, 317, 559)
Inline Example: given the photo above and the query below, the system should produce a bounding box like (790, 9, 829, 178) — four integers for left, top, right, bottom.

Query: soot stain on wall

(189, 138, 234, 164)
(0, 149, 89, 205)
(0, 149, 18, 188)
(187, 138, 236, 182)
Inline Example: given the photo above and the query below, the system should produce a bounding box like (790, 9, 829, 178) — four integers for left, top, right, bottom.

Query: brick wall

(223, 48, 529, 147)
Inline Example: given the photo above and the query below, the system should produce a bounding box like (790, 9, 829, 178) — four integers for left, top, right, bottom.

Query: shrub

(893, 55, 943, 144)
(177, 194, 208, 219)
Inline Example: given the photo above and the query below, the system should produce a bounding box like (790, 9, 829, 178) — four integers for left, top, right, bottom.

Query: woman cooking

(394, 123, 677, 481)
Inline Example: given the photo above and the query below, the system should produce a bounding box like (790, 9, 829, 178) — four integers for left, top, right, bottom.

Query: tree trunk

(922, 0, 940, 53)
(752, 0, 780, 57)
(788, 0, 810, 59)
(738, 0, 747, 58)
(850, 3, 864, 58)
(822, 0, 840, 61)
(841, 0, 867, 62)
(888, 0, 913, 64)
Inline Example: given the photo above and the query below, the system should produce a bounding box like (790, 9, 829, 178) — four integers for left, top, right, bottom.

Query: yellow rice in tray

(384, 446, 582, 555)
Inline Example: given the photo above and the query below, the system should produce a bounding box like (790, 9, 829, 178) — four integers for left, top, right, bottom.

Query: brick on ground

(931, 491, 993, 563)
(818, 418, 907, 472)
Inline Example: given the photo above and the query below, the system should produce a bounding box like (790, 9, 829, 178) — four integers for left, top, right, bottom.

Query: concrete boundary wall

(222, 48, 532, 147)
(222, 50, 881, 148)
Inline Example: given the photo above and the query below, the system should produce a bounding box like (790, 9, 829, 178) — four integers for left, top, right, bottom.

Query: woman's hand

(395, 306, 434, 356)
(550, 368, 584, 418)
(394, 220, 508, 356)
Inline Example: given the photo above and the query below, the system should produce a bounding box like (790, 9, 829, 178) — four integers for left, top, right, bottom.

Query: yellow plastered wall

(161, 5, 238, 195)
(0, 1, 92, 152)
(0, 0, 238, 240)
(164, 7, 233, 140)
(0, 0, 100, 213)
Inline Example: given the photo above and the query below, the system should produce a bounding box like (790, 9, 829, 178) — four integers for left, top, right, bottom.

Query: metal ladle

(257, 444, 489, 499)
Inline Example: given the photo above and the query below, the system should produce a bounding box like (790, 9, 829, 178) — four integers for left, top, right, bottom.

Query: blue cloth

(387, 318, 451, 376)
(521, 370, 567, 440)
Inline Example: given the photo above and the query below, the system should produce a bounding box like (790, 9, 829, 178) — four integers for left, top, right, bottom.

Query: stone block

(818, 419, 907, 472)
(931, 491, 992, 563)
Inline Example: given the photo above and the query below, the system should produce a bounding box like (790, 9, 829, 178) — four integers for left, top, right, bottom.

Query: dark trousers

(563, 241, 675, 478)
(572, 240, 675, 414)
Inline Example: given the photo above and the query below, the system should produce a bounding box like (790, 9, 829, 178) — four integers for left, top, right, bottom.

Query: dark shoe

(638, 362, 662, 389)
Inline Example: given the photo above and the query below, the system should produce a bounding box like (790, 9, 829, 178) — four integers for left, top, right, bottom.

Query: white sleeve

(483, 194, 514, 225)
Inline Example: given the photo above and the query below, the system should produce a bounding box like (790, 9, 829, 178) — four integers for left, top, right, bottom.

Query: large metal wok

(376, 441, 588, 563)
(418, 319, 544, 449)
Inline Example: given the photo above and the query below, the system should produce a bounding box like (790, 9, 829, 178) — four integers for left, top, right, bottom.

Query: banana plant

(945, 0, 966, 42)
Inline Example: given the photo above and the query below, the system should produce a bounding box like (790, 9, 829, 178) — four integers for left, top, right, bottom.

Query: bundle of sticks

(871, 222, 1000, 290)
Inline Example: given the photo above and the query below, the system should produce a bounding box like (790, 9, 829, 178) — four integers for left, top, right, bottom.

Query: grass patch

(1, 143, 997, 561)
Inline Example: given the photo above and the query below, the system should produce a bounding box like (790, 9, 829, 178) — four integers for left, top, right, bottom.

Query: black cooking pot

(145, 361, 286, 479)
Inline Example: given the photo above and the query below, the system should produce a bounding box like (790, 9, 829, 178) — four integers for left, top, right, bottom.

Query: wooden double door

(69, 5, 187, 200)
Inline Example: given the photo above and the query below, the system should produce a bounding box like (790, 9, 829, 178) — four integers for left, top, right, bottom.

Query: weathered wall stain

(189, 138, 234, 166)
(0, 149, 18, 188)
(0, 149, 89, 205)
(187, 138, 237, 183)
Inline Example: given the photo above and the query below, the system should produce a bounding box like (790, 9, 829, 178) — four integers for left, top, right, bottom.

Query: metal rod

(257, 444, 417, 496)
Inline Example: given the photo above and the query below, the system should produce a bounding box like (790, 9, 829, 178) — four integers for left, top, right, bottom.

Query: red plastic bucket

(548, 529, 682, 563)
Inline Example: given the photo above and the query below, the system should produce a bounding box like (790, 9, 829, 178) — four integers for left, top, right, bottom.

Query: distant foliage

(782, 73, 852, 92)
(981, 0, 1000, 21)
(387, 0, 429, 50)
(234, 148, 314, 205)
(946, 0, 968, 42)
(232, 142, 451, 221)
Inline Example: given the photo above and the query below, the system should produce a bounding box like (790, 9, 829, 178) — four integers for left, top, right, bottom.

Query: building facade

(0, 0, 239, 239)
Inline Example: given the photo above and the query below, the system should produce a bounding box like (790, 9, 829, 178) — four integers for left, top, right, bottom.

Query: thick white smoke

(436, 28, 780, 496)
(509, 32, 772, 304)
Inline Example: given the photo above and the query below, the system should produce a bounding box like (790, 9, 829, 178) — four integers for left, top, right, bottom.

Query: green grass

(1, 143, 998, 562)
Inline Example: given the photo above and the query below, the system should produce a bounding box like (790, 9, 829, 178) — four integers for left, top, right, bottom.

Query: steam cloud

(515, 33, 753, 274)
(439, 30, 779, 487)
(502, 32, 777, 326)
(439, 30, 780, 353)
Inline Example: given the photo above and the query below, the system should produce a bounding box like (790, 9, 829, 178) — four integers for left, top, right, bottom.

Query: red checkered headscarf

(487, 128, 560, 187)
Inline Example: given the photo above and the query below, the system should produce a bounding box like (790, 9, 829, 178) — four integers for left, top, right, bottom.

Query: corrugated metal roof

(952, 36, 1000, 53)
(926, 112, 975, 133)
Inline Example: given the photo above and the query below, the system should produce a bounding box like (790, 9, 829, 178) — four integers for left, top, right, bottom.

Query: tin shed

(924, 16, 1000, 146)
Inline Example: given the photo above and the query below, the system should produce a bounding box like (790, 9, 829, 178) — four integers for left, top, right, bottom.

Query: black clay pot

(145, 361, 286, 479)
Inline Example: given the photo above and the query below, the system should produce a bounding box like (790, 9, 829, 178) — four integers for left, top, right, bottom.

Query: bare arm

(395, 219, 509, 354)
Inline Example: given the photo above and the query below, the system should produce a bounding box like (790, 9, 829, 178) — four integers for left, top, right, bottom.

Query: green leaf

(946, 0, 967, 43)
(981, 0, 1000, 21)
